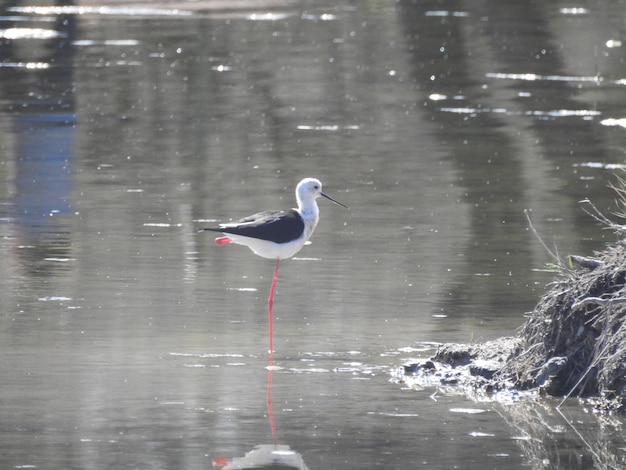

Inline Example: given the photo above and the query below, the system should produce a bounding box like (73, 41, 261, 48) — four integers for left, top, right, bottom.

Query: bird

(201, 177, 347, 361)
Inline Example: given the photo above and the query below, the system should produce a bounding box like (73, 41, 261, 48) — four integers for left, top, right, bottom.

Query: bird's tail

(199, 227, 231, 245)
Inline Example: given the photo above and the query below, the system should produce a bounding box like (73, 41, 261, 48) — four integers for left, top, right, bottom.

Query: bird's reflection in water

(212, 444, 310, 469)
(212, 361, 309, 469)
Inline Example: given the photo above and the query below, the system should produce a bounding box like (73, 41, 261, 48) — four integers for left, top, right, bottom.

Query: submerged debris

(396, 337, 527, 403)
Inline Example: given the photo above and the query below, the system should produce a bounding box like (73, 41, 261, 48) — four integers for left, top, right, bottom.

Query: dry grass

(497, 243, 626, 410)
(496, 177, 626, 411)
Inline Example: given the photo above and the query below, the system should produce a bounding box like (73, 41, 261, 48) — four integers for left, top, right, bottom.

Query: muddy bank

(398, 231, 626, 413)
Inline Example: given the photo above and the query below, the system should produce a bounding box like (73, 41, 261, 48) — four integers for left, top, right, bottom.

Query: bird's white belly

(228, 234, 307, 260)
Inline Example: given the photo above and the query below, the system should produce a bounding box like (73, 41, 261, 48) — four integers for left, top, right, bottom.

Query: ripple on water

(169, 352, 248, 368)
(169, 352, 245, 358)
(574, 162, 626, 170)
(425, 11, 469, 17)
(288, 367, 330, 374)
(449, 407, 488, 414)
(486, 72, 601, 82)
(438, 106, 601, 118)
(73, 39, 141, 47)
(38, 296, 73, 301)
(369, 411, 420, 418)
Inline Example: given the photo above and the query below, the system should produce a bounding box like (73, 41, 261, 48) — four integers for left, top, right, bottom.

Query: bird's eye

(314, 185, 319, 190)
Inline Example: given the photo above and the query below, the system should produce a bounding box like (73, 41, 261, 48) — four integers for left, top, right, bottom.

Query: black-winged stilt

(201, 177, 347, 359)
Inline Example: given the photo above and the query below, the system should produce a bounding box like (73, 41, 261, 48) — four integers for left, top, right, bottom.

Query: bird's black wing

(202, 209, 304, 244)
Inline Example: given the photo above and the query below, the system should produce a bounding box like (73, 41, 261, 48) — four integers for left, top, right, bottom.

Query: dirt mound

(496, 243, 626, 410)
(398, 187, 626, 413)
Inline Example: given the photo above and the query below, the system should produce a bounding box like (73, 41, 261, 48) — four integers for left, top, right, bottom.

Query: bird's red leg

(266, 366, 278, 445)
(268, 258, 280, 364)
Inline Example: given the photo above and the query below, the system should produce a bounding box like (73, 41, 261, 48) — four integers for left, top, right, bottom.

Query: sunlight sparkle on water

(301, 13, 337, 21)
(0, 62, 49, 69)
(429, 94, 447, 101)
(425, 11, 469, 17)
(9, 6, 192, 16)
(559, 7, 589, 15)
(600, 118, 626, 128)
(247, 13, 290, 21)
(0, 28, 62, 39)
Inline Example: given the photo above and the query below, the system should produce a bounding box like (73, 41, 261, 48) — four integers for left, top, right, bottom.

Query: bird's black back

(204, 209, 305, 244)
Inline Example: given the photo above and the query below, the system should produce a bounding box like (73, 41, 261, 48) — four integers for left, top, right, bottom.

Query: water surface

(2, 1, 626, 468)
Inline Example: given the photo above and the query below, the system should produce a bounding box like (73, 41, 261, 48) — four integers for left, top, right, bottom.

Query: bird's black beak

(321, 192, 348, 209)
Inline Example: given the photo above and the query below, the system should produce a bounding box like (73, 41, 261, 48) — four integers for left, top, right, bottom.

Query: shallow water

(2, 1, 626, 468)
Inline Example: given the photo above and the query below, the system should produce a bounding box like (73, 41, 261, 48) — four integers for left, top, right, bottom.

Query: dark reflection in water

(396, 0, 623, 321)
(0, 2, 77, 310)
(1, 0, 626, 469)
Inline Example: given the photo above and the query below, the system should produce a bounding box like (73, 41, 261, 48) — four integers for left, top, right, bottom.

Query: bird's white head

(296, 178, 324, 203)
(295, 178, 347, 217)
